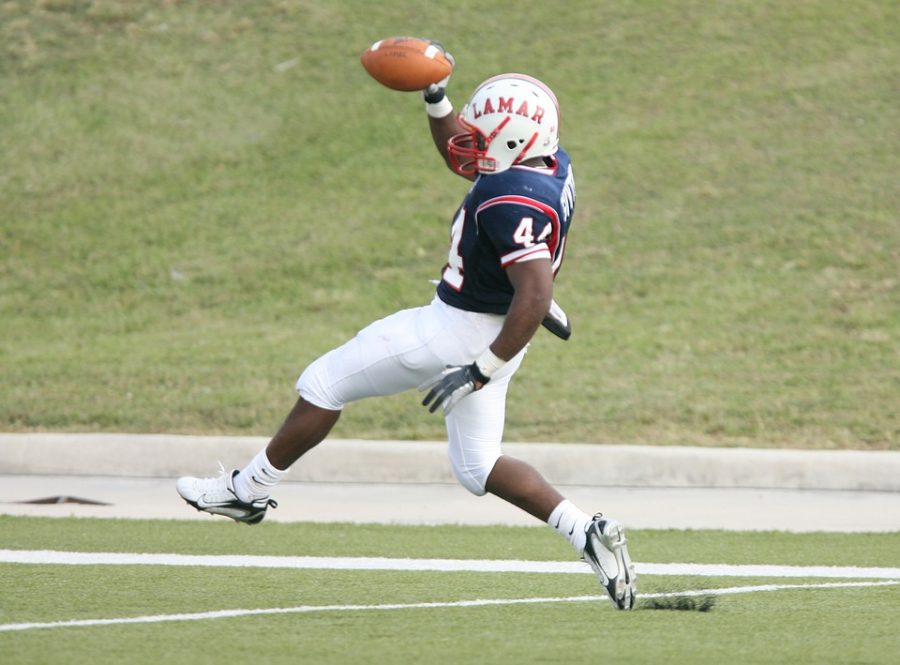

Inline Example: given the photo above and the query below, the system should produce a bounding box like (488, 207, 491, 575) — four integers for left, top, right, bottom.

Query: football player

(177, 52, 636, 610)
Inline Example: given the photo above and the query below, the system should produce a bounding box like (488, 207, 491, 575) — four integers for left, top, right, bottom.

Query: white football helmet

(448, 73, 560, 176)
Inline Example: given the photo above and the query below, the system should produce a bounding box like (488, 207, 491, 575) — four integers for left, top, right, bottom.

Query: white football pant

(296, 297, 526, 495)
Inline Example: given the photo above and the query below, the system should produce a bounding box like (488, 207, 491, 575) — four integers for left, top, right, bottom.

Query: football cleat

(176, 467, 277, 525)
(582, 514, 637, 610)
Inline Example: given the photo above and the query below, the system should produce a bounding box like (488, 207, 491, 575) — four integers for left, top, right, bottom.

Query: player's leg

(484, 456, 564, 521)
(443, 356, 566, 515)
(265, 397, 341, 470)
(177, 304, 449, 521)
(445, 362, 636, 609)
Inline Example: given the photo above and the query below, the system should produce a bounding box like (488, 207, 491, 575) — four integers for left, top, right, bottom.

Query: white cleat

(582, 514, 637, 610)
(176, 467, 276, 525)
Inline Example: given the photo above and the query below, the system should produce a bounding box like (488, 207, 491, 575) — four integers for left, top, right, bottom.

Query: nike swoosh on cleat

(197, 489, 240, 509)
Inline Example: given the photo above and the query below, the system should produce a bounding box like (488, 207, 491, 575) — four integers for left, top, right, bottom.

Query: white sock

(233, 449, 287, 502)
(547, 499, 591, 555)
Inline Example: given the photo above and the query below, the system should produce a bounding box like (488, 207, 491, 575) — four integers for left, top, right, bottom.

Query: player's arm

(420, 201, 557, 414)
(420, 259, 552, 414)
(427, 111, 469, 176)
(489, 259, 553, 361)
(421, 50, 475, 180)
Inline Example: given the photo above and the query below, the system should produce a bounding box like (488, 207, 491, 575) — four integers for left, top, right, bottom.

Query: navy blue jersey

(436, 148, 575, 314)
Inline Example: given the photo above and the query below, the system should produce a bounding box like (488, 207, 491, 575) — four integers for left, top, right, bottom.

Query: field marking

(0, 581, 895, 633)
(2, 549, 900, 580)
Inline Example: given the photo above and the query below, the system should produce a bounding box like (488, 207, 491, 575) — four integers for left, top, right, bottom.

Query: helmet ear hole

(506, 140, 519, 149)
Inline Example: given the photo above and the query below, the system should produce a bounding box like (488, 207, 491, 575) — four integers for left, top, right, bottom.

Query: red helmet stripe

(513, 132, 538, 164)
(485, 115, 511, 144)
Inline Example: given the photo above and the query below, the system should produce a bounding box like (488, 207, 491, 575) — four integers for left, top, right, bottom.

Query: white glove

(422, 45, 455, 104)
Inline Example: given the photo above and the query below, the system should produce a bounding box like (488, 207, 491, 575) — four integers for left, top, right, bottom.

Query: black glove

(541, 299, 572, 340)
(418, 362, 490, 415)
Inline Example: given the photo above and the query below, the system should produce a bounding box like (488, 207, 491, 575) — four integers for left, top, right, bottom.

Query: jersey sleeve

(475, 195, 561, 267)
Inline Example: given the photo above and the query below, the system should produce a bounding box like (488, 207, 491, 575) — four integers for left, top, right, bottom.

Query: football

(360, 37, 453, 92)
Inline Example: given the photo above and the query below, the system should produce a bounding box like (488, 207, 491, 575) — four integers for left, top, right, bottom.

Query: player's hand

(418, 362, 488, 415)
(422, 44, 455, 103)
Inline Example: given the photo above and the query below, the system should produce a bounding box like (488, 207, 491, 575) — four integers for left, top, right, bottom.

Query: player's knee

(295, 357, 344, 412)
(448, 451, 500, 496)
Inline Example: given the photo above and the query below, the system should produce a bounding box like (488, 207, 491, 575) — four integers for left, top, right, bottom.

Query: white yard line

(1, 581, 895, 633)
(2, 549, 899, 579)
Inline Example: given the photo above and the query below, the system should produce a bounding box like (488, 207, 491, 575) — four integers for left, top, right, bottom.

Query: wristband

(474, 348, 506, 379)
(425, 96, 453, 119)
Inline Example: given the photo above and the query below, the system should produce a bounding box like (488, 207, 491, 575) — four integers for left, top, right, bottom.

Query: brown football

(360, 37, 453, 92)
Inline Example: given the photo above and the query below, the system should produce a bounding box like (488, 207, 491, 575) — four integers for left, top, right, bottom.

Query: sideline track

(4, 433, 900, 531)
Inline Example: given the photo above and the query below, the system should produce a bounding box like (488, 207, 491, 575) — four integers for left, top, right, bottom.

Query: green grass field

(3, 4, 897, 662)
(2, 0, 898, 449)
(2, 517, 899, 664)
